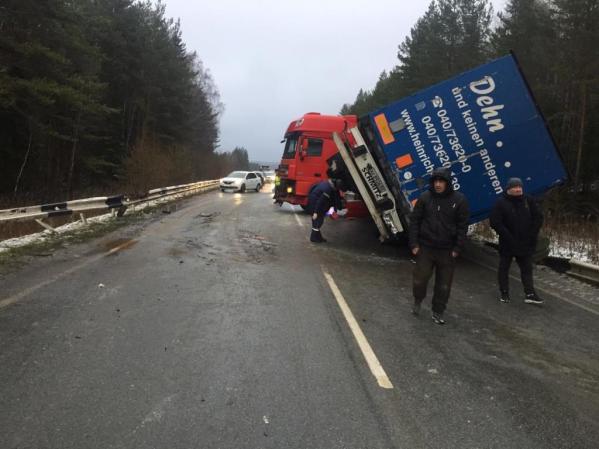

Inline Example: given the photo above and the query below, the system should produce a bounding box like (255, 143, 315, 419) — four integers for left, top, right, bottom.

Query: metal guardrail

(567, 259, 599, 286)
(467, 239, 599, 288)
(0, 196, 127, 223)
(0, 180, 220, 225)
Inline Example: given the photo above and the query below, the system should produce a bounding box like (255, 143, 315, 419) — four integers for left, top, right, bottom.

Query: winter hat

(506, 177, 523, 190)
(430, 167, 451, 183)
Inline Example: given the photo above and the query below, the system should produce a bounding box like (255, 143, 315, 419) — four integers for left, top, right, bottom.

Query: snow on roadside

(468, 223, 598, 265)
(0, 212, 113, 253)
(0, 195, 175, 254)
(547, 236, 598, 265)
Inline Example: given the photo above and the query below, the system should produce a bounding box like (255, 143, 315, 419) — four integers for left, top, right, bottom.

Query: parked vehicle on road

(263, 170, 275, 183)
(254, 171, 265, 185)
(276, 54, 568, 241)
(220, 171, 261, 193)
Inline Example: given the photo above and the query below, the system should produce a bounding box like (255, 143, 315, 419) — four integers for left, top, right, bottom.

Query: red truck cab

(274, 112, 357, 208)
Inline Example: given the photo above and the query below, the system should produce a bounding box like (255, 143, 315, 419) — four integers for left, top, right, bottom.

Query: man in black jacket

(307, 179, 343, 243)
(409, 168, 470, 325)
(490, 177, 544, 304)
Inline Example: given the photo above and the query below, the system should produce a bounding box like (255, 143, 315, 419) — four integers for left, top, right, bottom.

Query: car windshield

(265, 171, 275, 176)
(282, 136, 297, 159)
(226, 171, 246, 178)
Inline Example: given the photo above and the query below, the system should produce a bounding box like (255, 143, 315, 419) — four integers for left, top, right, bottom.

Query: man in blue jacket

(409, 168, 470, 325)
(307, 179, 343, 243)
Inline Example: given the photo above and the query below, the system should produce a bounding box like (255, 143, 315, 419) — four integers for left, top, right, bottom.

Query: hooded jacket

(490, 192, 543, 256)
(408, 168, 470, 253)
(307, 180, 342, 215)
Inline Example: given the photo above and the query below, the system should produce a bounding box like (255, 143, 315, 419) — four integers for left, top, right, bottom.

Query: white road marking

(0, 239, 139, 310)
(472, 259, 599, 317)
(294, 212, 305, 227)
(321, 267, 393, 389)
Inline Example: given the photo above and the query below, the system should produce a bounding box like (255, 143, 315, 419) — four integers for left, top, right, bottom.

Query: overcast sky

(164, 0, 507, 164)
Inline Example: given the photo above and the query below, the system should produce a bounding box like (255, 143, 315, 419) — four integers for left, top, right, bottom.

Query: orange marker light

(395, 154, 413, 168)
(374, 114, 395, 145)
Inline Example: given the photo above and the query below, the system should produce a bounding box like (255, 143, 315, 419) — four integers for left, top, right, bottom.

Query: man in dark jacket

(409, 168, 470, 325)
(490, 177, 544, 304)
(307, 179, 343, 243)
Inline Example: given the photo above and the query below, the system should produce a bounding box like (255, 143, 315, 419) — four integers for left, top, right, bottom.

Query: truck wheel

(240, 184, 246, 193)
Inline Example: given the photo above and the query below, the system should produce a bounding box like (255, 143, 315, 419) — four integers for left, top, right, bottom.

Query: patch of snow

(0, 189, 206, 254)
(468, 221, 598, 266)
(549, 238, 597, 265)
(0, 211, 113, 253)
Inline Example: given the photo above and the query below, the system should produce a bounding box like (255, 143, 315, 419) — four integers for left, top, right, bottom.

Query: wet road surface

(1, 188, 598, 449)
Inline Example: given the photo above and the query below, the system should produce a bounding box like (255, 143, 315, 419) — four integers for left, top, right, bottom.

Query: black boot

(310, 229, 324, 243)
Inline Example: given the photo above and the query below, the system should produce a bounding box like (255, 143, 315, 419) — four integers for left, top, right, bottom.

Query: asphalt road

(1, 188, 598, 449)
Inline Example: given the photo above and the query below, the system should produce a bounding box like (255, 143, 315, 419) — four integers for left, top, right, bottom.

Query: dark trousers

(310, 214, 325, 242)
(498, 253, 534, 294)
(413, 246, 456, 314)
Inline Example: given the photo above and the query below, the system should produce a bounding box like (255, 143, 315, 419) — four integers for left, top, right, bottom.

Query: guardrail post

(116, 205, 128, 217)
(35, 219, 56, 233)
(80, 213, 87, 225)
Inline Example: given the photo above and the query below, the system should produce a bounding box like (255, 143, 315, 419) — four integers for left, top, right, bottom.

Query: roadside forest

(0, 1, 246, 206)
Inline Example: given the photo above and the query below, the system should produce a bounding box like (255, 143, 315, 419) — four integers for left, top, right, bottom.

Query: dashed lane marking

(321, 266, 394, 389)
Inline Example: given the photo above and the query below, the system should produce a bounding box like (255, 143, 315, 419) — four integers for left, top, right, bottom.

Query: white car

(263, 170, 275, 183)
(220, 171, 262, 193)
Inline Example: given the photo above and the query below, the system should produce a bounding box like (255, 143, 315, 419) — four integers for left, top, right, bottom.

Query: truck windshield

(282, 136, 297, 159)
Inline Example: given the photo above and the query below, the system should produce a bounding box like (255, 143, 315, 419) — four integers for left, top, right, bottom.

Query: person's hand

(312, 213, 317, 220)
(451, 251, 459, 258)
(412, 246, 420, 256)
(331, 211, 339, 220)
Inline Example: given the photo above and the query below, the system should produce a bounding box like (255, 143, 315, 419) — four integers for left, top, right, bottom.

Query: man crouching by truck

(307, 179, 343, 243)
(409, 168, 470, 325)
